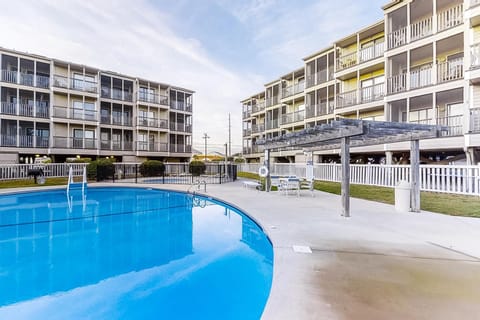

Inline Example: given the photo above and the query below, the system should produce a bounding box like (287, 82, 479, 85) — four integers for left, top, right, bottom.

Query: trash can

(395, 180, 411, 212)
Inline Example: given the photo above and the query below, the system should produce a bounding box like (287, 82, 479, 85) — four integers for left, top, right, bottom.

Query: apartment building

(242, 0, 480, 165)
(0, 47, 193, 163)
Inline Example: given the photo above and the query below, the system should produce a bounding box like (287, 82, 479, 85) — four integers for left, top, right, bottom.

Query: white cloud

(0, 0, 262, 153)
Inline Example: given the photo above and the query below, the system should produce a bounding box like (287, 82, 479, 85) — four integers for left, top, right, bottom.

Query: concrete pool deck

(4, 181, 480, 319)
(162, 179, 480, 320)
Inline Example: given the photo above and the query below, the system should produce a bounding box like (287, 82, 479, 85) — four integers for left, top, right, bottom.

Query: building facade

(242, 0, 480, 165)
(0, 47, 193, 163)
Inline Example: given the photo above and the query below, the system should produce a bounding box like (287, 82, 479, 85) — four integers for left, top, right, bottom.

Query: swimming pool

(0, 187, 273, 319)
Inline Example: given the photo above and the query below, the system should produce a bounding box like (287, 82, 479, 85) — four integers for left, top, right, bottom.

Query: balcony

(137, 117, 168, 129)
(359, 41, 384, 63)
(252, 123, 265, 133)
(471, 44, 480, 68)
(19, 103, 34, 117)
(0, 135, 47, 148)
(282, 82, 305, 98)
(410, 66, 432, 89)
(138, 92, 168, 105)
(36, 75, 50, 89)
(252, 145, 265, 153)
(170, 101, 192, 112)
(410, 16, 433, 42)
(101, 87, 133, 102)
(243, 128, 252, 136)
(387, 73, 407, 94)
(306, 69, 328, 88)
(101, 140, 134, 151)
(437, 4, 463, 32)
(52, 137, 97, 149)
(169, 144, 191, 153)
(53, 106, 98, 121)
(306, 101, 334, 118)
(336, 89, 357, 108)
(266, 119, 279, 130)
(437, 58, 463, 83)
(137, 141, 168, 152)
(0, 102, 17, 115)
(1, 70, 18, 83)
(337, 51, 357, 71)
(360, 83, 385, 103)
(242, 110, 251, 118)
(252, 102, 265, 114)
(53, 75, 97, 93)
(388, 4, 463, 50)
(265, 96, 279, 107)
(19, 73, 34, 87)
(280, 110, 305, 125)
(169, 122, 192, 132)
(437, 115, 463, 136)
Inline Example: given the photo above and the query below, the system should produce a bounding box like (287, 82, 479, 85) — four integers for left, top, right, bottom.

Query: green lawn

(238, 172, 480, 218)
(0, 177, 69, 189)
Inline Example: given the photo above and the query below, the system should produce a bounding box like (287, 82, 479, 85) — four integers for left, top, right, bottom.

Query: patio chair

(269, 175, 282, 191)
(281, 177, 300, 196)
(300, 178, 315, 197)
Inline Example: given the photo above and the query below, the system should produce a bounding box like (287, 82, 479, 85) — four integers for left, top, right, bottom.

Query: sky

(0, 0, 386, 154)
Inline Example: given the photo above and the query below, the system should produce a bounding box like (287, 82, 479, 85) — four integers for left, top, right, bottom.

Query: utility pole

(224, 143, 228, 179)
(228, 113, 231, 160)
(203, 133, 210, 162)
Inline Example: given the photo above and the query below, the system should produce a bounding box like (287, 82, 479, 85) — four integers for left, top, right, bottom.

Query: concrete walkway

(4, 181, 480, 319)
(190, 180, 480, 320)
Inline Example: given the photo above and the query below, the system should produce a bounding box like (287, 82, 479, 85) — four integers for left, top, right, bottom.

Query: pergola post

(410, 139, 420, 212)
(265, 149, 271, 192)
(341, 137, 350, 217)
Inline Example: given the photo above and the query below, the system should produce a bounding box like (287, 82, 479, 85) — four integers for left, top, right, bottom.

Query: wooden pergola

(256, 119, 446, 217)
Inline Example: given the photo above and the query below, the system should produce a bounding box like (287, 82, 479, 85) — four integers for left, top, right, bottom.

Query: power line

(202, 133, 210, 161)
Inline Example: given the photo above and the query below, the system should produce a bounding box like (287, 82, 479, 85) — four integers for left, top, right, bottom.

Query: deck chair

(281, 177, 300, 196)
(269, 175, 282, 191)
(300, 179, 314, 197)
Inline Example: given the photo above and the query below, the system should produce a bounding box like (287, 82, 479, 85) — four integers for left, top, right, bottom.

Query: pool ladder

(187, 180, 207, 194)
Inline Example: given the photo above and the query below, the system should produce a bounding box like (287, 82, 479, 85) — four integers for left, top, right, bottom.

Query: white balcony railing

(337, 51, 357, 71)
(337, 89, 357, 108)
(437, 3, 463, 32)
(471, 43, 480, 68)
(410, 16, 433, 42)
(410, 66, 432, 89)
(281, 110, 305, 125)
(359, 41, 384, 63)
(387, 26, 407, 49)
(361, 83, 384, 103)
(437, 57, 463, 83)
(387, 73, 407, 94)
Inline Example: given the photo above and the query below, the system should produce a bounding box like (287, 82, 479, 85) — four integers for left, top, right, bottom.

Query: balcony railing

(336, 89, 357, 108)
(1, 70, 18, 83)
(387, 26, 408, 49)
(138, 92, 169, 105)
(52, 137, 97, 149)
(265, 96, 279, 107)
(252, 102, 265, 114)
(437, 4, 463, 32)
(410, 66, 432, 89)
(305, 101, 334, 118)
(136, 141, 168, 152)
(137, 117, 168, 129)
(52, 75, 98, 93)
(169, 122, 191, 132)
(0, 102, 17, 115)
(359, 41, 384, 63)
(252, 123, 265, 133)
(36, 103, 49, 118)
(437, 115, 463, 136)
(471, 43, 480, 68)
(282, 83, 305, 98)
(242, 110, 251, 118)
(410, 16, 433, 42)
(387, 73, 407, 94)
(0, 135, 46, 148)
(36, 75, 50, 89)
(19, 103, 34, 117)
(337, 51, 357, 71)
(281, 110, 305, 125)
(19, 73, 34, 86)
(437, 57, 463, 83)
(52, 106, 97, 121)
(170, 100, 192, 112)
(361, 83, 384, 103)
(101, 140, 133, 151)
(243, 128, 252, 136)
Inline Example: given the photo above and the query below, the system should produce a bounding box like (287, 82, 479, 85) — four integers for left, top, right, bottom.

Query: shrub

(139, 160, 165, 177)
(87, 159, 114, 181)
(189, 161, 206, 176)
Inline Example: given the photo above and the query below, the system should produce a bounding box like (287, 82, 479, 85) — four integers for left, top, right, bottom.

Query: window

(73, 101, 96, 120)
(73, 129, 95, 148)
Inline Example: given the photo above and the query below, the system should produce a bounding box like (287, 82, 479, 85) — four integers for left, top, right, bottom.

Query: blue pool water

(0, 187, 273, 319)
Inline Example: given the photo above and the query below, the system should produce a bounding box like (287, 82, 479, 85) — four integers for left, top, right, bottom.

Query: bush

(139, 160, 165, 177)
(189, 161, 206, 176)
(87, 159, 114, 181)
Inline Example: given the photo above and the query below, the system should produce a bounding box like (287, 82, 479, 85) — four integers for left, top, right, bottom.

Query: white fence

(239, 163, 480, 196)
(0, 163, 88, 180)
